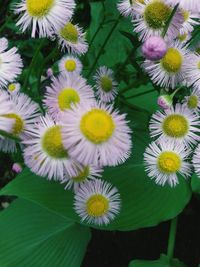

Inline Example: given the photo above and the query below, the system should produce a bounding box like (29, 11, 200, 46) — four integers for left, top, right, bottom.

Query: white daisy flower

(58, 55, 82, 74)
(165, 0, 200, 13)
(132, 0, 184, 41)
(14, 0, 75, 38)
(94, 66, 118, 103)
(193, 144, 200, 178)
(61, 164, 103, 193)
(144, 140, 192, 187)
(149, 103, 200, 147)
(74, 179, 121, 225)
(0, 90, 15, 133)
(185, 53, 200, 88)
(57, 22, 88, 55)
(0, 38, 23, 88)
(143, 41, 189, 89)
(7, 83, 20, 95)
(61, 102, 132, 166)
(0, 93, 40, 153)
(183, 87, 200, 112)
(179, 9, 200, 35)
(117, 0, 144, 17)
(43, 73, 95, 121)
(23, 114, 79, 180)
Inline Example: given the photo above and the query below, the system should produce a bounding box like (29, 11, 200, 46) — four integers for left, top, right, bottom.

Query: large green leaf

(0, 199, 91, 267)
(129, 254, 187, 267)
(191, 173, 200, 194)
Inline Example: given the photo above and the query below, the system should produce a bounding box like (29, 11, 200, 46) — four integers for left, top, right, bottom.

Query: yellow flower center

(158, 151, 181, 173)
(161, 48, 183, 73)
(65, 60, 77, 72)
(100, 76, 113, 92)
(188, 95, 198, 109)
(182, 10, 189, 21)
(58, 88, 80, 111)
(177, 33, 188, 42)
(8, 84, 16, 92)
(162, 114, 189, 138)
(80, 109, 115, 144)
(27, 0, 55, 17)
(86, 194, 109, 217)
(60, 23, 78, 44)
(73, 166, 90, 183)
(42, 126, 68, 158)
(144, 1, 171, 29)
(3, 113, 24, 135)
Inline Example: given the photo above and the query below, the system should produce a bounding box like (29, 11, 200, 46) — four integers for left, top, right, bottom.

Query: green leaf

(191, 173, 200, 194)
(0, 199, 91, 267)
(129, 254, 187, 267)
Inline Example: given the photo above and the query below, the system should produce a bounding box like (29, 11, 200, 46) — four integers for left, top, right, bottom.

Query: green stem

(87, 15, 121, 79)
(167, 217, 178, 260)
(0, 130, 20, 142)
(22, 39, 46, 91)
(125, 88, 156, 100)
(162, 4, 179, 37)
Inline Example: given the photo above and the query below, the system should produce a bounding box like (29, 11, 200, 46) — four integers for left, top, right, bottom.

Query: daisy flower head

(0, 93, 40, 153)
(7, 83, 20, 95)
(61, 102, 132, 166)
(94, 66, 118, 103)
(0, 38, 23, 88)
(117, 0, 145, 18)
(14, 0, 75, 38)
(193, 144, 200, 178)
(0, 90, 15, 133)
(57, 22, 88, 55)
(149, 103, 200, 147)
(61, 164, 103, 193)
(23, 114, 78, 180)
(183, 88, 200, 112)
(185, 53, 200, 88)
(143, 41, 189, 89)
(58, 55, 82, 75)
(144, 140, 192, 187)
(165, 0, 200, 13)
(74, 179, 121, 225)
(179, 9, 200, 35)
(132, 0, 184, 41)
(44, 73, 95, 120)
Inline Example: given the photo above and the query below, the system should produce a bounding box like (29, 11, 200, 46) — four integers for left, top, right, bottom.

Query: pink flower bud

(12, 163, 22, 173)
(46, 68, 53, 78)
(142, 36, 167, 61)
(157, 95, 173, 110)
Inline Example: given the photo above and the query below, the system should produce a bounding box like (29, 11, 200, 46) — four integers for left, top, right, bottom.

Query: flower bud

(12, 163, 22, 173)
(142, 36, 167, 61)
(46, 68, 53, 78)
(157, 94, 173, 110)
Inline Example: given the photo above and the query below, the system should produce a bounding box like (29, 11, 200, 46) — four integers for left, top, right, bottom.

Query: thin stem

(22, 39, 46, 91)
(162, 4, 179, 37)
(167, 217, 178, 260)
(87, 15, 121, 79)
(125, 88, 156, 100)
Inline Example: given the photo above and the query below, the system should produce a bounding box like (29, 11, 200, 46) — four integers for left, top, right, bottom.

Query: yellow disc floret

(60, 23, 78, 44)
(65, 60, 77, 72)
(86, 194, 109, 217)
(162, 114, 189, 138)
(144, 1, 171, 29)
(27, 0, 55, 17)
(161, 48, 183, 73)
(58, 88, 80, 111)
(80, 109, 115, 144)
(8, 84, 16, 92)
(100, 76, 113, 92)
(3, 113, 24, 135)
(73, 166, 90, 183)
(42, 125, 68, 158)
(187, 95, 198, 109)
(158, 151, 181, 173)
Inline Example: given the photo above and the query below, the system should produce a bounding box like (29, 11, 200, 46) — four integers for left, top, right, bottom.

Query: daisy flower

(193, 144, 200, 178)
(74, 179, 121, 225)
(7, 83, 20, 95)
(144, 140, 192, 187)
(61, 164, 103, 193)
(0, 90, 15, 133)
(165, 0, 200, 13)
(143, 41, 189, 89)
(149, 103, 200, 147)
(132, 0, 184, 41)
(185, 53, 200, 88)
(58, 55, 82, 75)
(14, 0, 75, 38)
(117, 0, 144, 17)
(23, 114, 79, 180)
(61, 102, 132, 166)
(0, 93, 40, 153)
(57, 22, 88, 55)
(0, 38, 23, 88)
(94, 66, 118, 103)
(183, 88, 200, 112)
(43, 73, 95, 120)
(179, 9, 200, 35)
